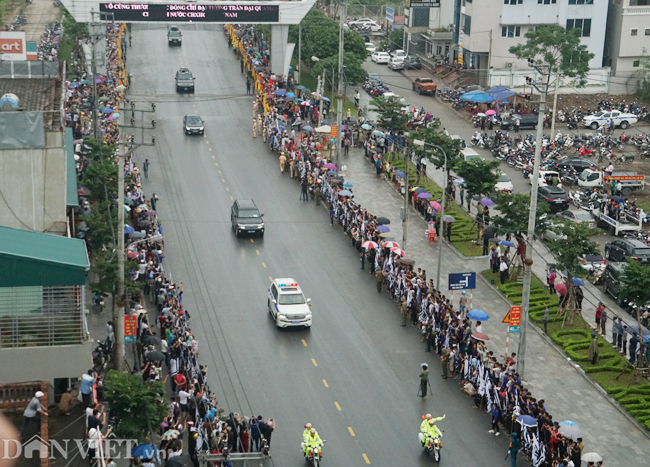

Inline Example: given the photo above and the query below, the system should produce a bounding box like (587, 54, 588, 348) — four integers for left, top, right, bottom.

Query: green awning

(65, 128, 79, 208)
(0, 226, 89, 287)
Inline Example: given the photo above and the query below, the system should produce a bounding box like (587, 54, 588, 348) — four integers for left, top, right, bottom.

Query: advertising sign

(99, 3, 280, 23)
(448, 272, 476, 291)
(0, 31, 27, 61)
(124, 315, 137, 343)
(386, 6, 394, 22)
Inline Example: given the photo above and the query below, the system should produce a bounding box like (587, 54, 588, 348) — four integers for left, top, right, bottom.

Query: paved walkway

(4, 0, 61, 43)
(336, 145, 649, 465)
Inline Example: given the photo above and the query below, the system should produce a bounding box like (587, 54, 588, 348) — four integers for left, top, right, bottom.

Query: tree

(636, 48, 650, 103)
(547, 223, 599, 325)
(388, 29, 403, 50)
(370, 95, 409, 134)
(491, 193, 550, 238)
(102, 370, 168, 443)
(409, 126, 463, 171)
(618, 259, 650, 375)
(454, 160, 501, 204)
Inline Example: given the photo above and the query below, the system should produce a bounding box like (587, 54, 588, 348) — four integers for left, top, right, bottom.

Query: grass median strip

(482, 269, 650, 432)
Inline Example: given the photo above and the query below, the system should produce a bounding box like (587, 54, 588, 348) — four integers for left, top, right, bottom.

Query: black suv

(175, 68, 195, 93)
(537, 186, 570, 212)
(554, 156, 596, 174)
(168, 26, 182, 46)
(604, 238, 650, 264)
(404, 56, 422, 70)
(604, 262, 626, 304)
(231, 199, 264, 237)
(500, 114, 538, 131)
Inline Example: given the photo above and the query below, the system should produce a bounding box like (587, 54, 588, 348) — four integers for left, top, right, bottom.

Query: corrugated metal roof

(65, 128, 79, 208)
(0, 226, 89, 287)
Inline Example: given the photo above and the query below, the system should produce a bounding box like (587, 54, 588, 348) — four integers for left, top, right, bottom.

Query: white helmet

(310, 428, 316, 434)
(425, 414, 432, 419)
(429, 420, 435, 425)
(305, 423, 312, 429)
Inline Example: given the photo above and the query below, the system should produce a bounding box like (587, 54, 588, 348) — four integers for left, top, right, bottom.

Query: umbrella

(460, 91, 495, 103)
(124, 225, 135, 234)
(324, 163, 337, 170)
(581, 452, 602, 463)
(145, 210, 157, 217)
(315, 125, 331, 133)
(295, 85, 307, 91)
(127, 251, 139, 259)
(429, 201, 442, 211)
(572, 277, 585, 286)
(442, 215, 455, 223)
(361, 124, 372, 130)
(453, 178, 465, 185)
(102, 108, 114, 114)
(113, 112, 121, 118)
(499, 240, 514, 247)
(376, 225, 390, 233)
(276, 115, 287, 122)
(372, 130, 384, 137)
(95, 78, 103, 84)
(396, 170, 405, 179)
(69, 82, 79, 87)
(379, 233, 393, 239)
(165, 455, 188, 467)
(338, 190, 352, 197)
(80, 79, 92, 85)
(322, 120, 331, 126)
(471, 332, 490, 342)
(162, 430, 181, 442)
(131, 444, 157, 459)
(322, 97, 331, 102)
(558, 425, 583, 440)
(124, 206, 131, 213)
(488, 238, 500, 244)
(555, 284, 567, 295)
(516, 415, 537, 428)
(398, 258, 415, 265)
(247, 47, 254, 53)
(141, 335, 160, 346)
(107, 116, 117, 121)
(301, 101, 311, 106)
(485, 109, 497, 116)
(480, 197, 494, 206)
(467, 309, 489, 321)
(391, 247, 406, 257)
(146, 351, 165, 362)
(286, 92, 296, 99)
(476, 112, 487, 117)
(362, 241, 379, 249)
(414, 187, 427, 194)
(559, 420, 578, 427)
(418, 192, 433, 199)
(130, 231, 146, 238)
(626, 324, 650, 337)
(327, 170, 337, 175)
(343, 183, 353, 188)
(255, 67, 264, 72)
(382, 241, 400, 249)
(302, 126, 314, 132)
(76, 221, 88, 232)
(377, 217, 390, 225)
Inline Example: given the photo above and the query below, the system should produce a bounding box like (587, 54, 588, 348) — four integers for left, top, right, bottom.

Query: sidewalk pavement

(336, 146, 650, 465)
(6, 0, 61, 43)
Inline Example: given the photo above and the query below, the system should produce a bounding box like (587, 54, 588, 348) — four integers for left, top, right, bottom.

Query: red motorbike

(576, 145, 594, 157)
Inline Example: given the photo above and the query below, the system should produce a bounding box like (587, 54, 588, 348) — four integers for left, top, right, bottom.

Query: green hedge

(482, 269, 650, 432)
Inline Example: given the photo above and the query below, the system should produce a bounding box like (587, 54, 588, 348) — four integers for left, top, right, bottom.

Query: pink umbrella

(382, 241, 400, 249)
(324, 163, 337, 170)
(485, 109, 496, 116)
(555, 284, 567, 295)
(127, 251, 139, 259)
(301, 101, 311, 106)
(362, 241, 379, 249)
(391, 247, 406, 257)
(429, 201, 442, 211)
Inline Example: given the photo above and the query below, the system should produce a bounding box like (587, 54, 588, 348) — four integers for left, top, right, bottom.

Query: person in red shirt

(595, 302, 605, 333)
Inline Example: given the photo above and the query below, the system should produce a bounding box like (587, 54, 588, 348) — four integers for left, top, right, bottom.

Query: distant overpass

(63, 0, 317, 75)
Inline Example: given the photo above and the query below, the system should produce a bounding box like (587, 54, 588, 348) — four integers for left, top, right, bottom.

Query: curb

(477, 272, 650, 439)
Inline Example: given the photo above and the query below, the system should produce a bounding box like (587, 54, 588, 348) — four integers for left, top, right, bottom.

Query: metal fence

(0, 285, 86, 348)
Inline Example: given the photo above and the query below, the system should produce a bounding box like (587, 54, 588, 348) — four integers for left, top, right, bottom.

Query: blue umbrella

(499, 240, 514, 248)
(467, 309, 489, 321)
(327, 170, 337, 175)
(80, 79, 92, 85)
(131, 444, 157, 459)
(124, 225, 135, 234)
(322, 120, 331, 126)
(396, 170, 405, 179)
(338, 190, 352, 197)
(275, 90, 286, 96)
(418, 192, 433, 199)
(286, 92, 296, 98)
(377, 225, 390, 233)
(102, 108, 114, 114)
(322, 97, 331, 102)
(343, 183, 353, 188)
(453, 178, 465, 185)
(277, 125, 285, 132)
(302, 126, 314, 132)
(626, 324, 650, 337)
(460, 91, 495, 103)
(559, 421, 578, 428)
(516, 415, 537, 428)
(572, 277, 585, 286)
(69, 82, 79, 87)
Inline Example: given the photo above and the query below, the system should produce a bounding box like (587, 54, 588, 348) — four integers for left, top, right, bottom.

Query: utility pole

(318, 69, 325, 127)
(517, 60, 550, 380)
(335, 1, 345, 169)
(402, 148, 409, 251)
(550, 69, 560, 136)
(436, 155, 447, 292)
(297, 23, 302, 85)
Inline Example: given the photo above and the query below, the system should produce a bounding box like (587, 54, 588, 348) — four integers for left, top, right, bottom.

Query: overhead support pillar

(271, 24, 293, 77)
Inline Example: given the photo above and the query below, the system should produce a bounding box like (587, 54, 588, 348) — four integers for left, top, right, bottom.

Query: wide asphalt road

(129, 24, 514, 467)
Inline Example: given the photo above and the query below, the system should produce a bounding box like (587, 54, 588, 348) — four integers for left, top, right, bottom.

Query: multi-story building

(603, 0, 650, 94)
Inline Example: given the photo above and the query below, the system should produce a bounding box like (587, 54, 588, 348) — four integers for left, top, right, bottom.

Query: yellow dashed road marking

(362, 454, 370, 464)
(322, 379, 329, 387)
(262, 262, 267, 268)
(334, 401, 341, 411)
(311, 358, 318, 367)
(301, 339, 307, 346)
(348, 427, 355, 437)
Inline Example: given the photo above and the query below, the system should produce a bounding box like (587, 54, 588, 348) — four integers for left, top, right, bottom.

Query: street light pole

(403, 149, 409, 251)
(115, 136, 126, 372)
(335, 1, 346, 170)
(517, 61, 550, 380)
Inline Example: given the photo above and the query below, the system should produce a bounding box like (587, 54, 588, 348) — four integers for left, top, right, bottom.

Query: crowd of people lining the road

(226, 22, 609, 467)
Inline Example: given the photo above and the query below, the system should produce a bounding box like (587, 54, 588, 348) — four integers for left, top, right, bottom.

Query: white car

(365, 43, 376, 54)
(350, 19, 381, 32)
(582, 110, 638, 130)
(495, 173, 514, 193)
(371, 52, 390, 64)
(530, 170, 562, 188)
(388, 56, 405, 71)
(391, 49, 407, 59)
(268, 278, 312, 328)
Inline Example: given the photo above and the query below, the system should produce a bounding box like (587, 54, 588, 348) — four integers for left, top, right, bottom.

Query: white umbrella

(315, 125, 331, 133)
(581, 452, 602, 462)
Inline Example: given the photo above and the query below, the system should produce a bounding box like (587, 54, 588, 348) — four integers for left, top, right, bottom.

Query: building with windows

(603, 0, 650, 94)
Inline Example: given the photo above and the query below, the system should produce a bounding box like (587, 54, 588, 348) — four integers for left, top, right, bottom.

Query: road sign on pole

(448, 272, 476, 290)
(124, 315, 137, 343)
(502, 306, 521, 324)
(509, 326, 521, 333)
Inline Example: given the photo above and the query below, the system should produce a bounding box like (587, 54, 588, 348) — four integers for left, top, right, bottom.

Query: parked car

(495, 173, 513, 193)
(555, 210, 596, 228)
(412, 77, 436, 95)
(388, 56, 405, 71)
(582, 110, 639, 130)
(457, 84, 483, 94)
(500, 114, 538, 131)
(603, 262, 626, 304)
(537, 185, 570, 212)
(365, 43, 376, 54)
(604, 238, 650, 264)
(404, 56, 422, 70)
(390, 49, 407, 59)
(371, 51, 390, 64)
(554, 156, 597, 175)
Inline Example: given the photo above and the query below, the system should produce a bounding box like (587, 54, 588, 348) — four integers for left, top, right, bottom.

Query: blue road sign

(386, 6, 394, 22)
(509, 326, 520, 333)
(448, 272, 476, 290)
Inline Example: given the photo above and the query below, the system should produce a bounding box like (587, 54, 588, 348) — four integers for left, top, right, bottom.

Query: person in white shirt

(499, 256, 509, 284)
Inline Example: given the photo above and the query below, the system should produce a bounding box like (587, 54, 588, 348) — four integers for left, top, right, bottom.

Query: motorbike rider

(302, 423, 314, 444)
(303, 428, 323, 457)
(420, 414, 432, 434)
(420, 414, 446, 446)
